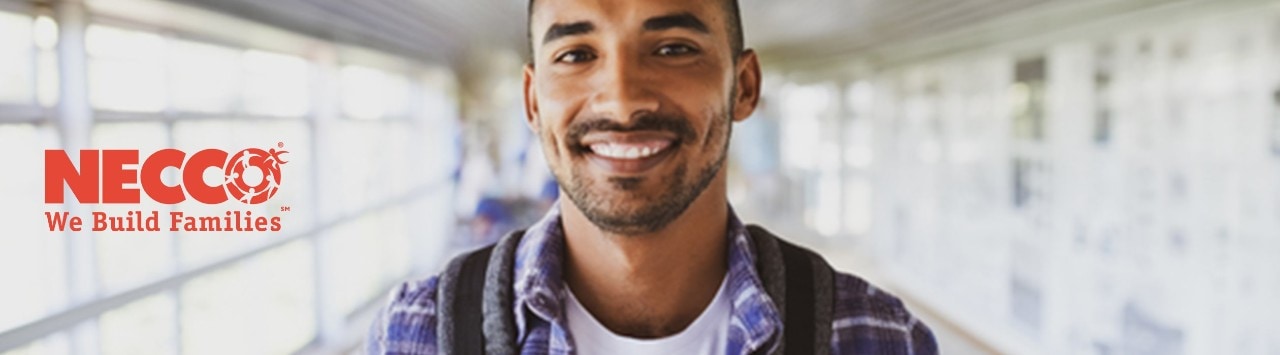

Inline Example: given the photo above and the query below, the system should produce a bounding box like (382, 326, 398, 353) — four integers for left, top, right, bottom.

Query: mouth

(576, 131, 679, 175)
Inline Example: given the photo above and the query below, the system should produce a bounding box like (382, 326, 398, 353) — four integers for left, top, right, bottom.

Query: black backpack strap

(452, 245, 493, 355)
(439, 230, 525, 355)
(481, 230, 523, 355)
(747, 225, 834, 355)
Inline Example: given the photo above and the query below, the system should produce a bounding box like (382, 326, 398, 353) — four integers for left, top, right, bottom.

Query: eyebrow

(643, 12, 709, 34)
(540, 13, 711, 46)
(542, 21, 594, 45)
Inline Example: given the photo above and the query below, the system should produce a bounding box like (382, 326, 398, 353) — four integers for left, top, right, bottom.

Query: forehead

(530, 0, 727, 37)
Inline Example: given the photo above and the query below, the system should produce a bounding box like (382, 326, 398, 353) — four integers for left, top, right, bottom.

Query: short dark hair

(528, 0, 745, 61)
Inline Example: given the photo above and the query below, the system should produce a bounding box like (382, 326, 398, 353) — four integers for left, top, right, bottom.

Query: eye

(554, 49, 596, 64)
(654, 43, 699, 57)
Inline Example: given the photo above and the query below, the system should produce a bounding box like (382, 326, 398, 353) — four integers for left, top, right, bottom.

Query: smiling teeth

(590, 143, 666, 159)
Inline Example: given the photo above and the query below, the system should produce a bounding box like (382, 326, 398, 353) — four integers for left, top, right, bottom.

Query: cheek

(692, 96, 731, 144)
(538, 72, 589, 103)
(537, 121, 582, 172)
(534, 80, 584, 154)
(701, 112, 728, 154)
(540, 124, 567, 160)
(541, 129, 558, 156)
(673, 76, 733, 141)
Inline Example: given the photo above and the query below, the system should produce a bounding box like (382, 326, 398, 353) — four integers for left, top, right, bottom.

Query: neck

(560, 176, 730, 338)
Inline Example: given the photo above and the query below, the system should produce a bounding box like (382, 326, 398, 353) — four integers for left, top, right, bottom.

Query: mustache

(565, 113, 698, 147)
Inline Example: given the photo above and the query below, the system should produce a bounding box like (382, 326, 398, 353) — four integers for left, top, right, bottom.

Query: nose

(586, 52, 660, 124)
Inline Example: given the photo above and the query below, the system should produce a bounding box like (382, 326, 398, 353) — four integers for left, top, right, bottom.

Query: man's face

(523, 0, 759, 235)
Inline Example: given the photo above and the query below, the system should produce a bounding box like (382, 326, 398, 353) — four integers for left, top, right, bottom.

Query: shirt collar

(722, 210, 782, 353)
(509, 200, 782, 352)
(511, 200, 569, 340)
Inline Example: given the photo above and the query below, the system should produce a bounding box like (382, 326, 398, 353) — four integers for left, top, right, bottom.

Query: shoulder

(829, 272, 913, 326)
(828, 271, 939, 355)
(366, 276, 442, 355)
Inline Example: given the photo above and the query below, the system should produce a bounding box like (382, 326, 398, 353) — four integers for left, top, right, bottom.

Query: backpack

(434, 225, 835, 355)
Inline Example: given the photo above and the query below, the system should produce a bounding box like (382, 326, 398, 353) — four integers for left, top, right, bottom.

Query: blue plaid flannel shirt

(367, 203, 938, 354)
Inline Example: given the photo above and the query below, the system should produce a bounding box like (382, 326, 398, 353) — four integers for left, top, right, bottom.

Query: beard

(552, 104, 733, 236)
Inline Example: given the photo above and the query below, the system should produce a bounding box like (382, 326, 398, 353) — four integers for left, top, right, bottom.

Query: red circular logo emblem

(223, 148, 288, 204)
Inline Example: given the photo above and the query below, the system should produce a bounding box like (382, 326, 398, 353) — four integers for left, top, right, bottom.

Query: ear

(523, 63, 540, 133)
(730, 49, 762, 122)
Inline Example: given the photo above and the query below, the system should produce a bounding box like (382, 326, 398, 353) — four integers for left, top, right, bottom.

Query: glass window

(844, 81, 875, 170)
(0, 124, 67, 333)
(36, 54, 58, 107)
(316, 121, 411, 218)
(90, 122, 174, 293)
(98, 294, 176, 355)
(86, 25, 166, 112)
(33, 16, 57, 107)
(842, 81, 875, 164)
(778, 84, 834, 171)
(416, 77, 460, 185)
(844, 175, 873, 235)
(0, 11, 34, 104)
(813, 166, 842, 236)
(324, 210, 410, 317)
(341, 65, 410, 120)
(180, 240, 315, 355)
(242, 50, 309, 117)
(169, 39, 241, 113)
(31, 15, 56, 50)
(418, 74, 457, 122)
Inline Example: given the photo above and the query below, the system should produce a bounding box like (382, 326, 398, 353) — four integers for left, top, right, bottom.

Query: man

(367, 0, 938, 353)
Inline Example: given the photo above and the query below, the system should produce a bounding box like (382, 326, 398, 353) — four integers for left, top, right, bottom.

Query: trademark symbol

(280, 206, 291, 212)
(277, 142, 284, 148)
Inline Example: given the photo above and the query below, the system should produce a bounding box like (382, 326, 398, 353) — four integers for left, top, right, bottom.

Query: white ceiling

(742, 0, 1056, 59)
(165, 0, 1161, 69)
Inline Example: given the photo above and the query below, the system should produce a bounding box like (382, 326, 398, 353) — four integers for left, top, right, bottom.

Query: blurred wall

(750, 1, 1280, 354)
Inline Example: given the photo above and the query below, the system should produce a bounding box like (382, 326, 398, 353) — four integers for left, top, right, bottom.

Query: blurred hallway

(2, 0, 1280, 354)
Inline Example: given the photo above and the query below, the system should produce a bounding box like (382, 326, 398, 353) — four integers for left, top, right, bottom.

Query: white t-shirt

(564, 276, 732, 355)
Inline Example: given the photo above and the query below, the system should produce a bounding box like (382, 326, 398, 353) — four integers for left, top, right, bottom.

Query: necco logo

(42, 144, 291, 233)
(44, 145, 289, 204)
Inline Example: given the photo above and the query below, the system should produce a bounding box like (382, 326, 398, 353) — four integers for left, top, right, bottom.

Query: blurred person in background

(368, 0, 937, 354)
